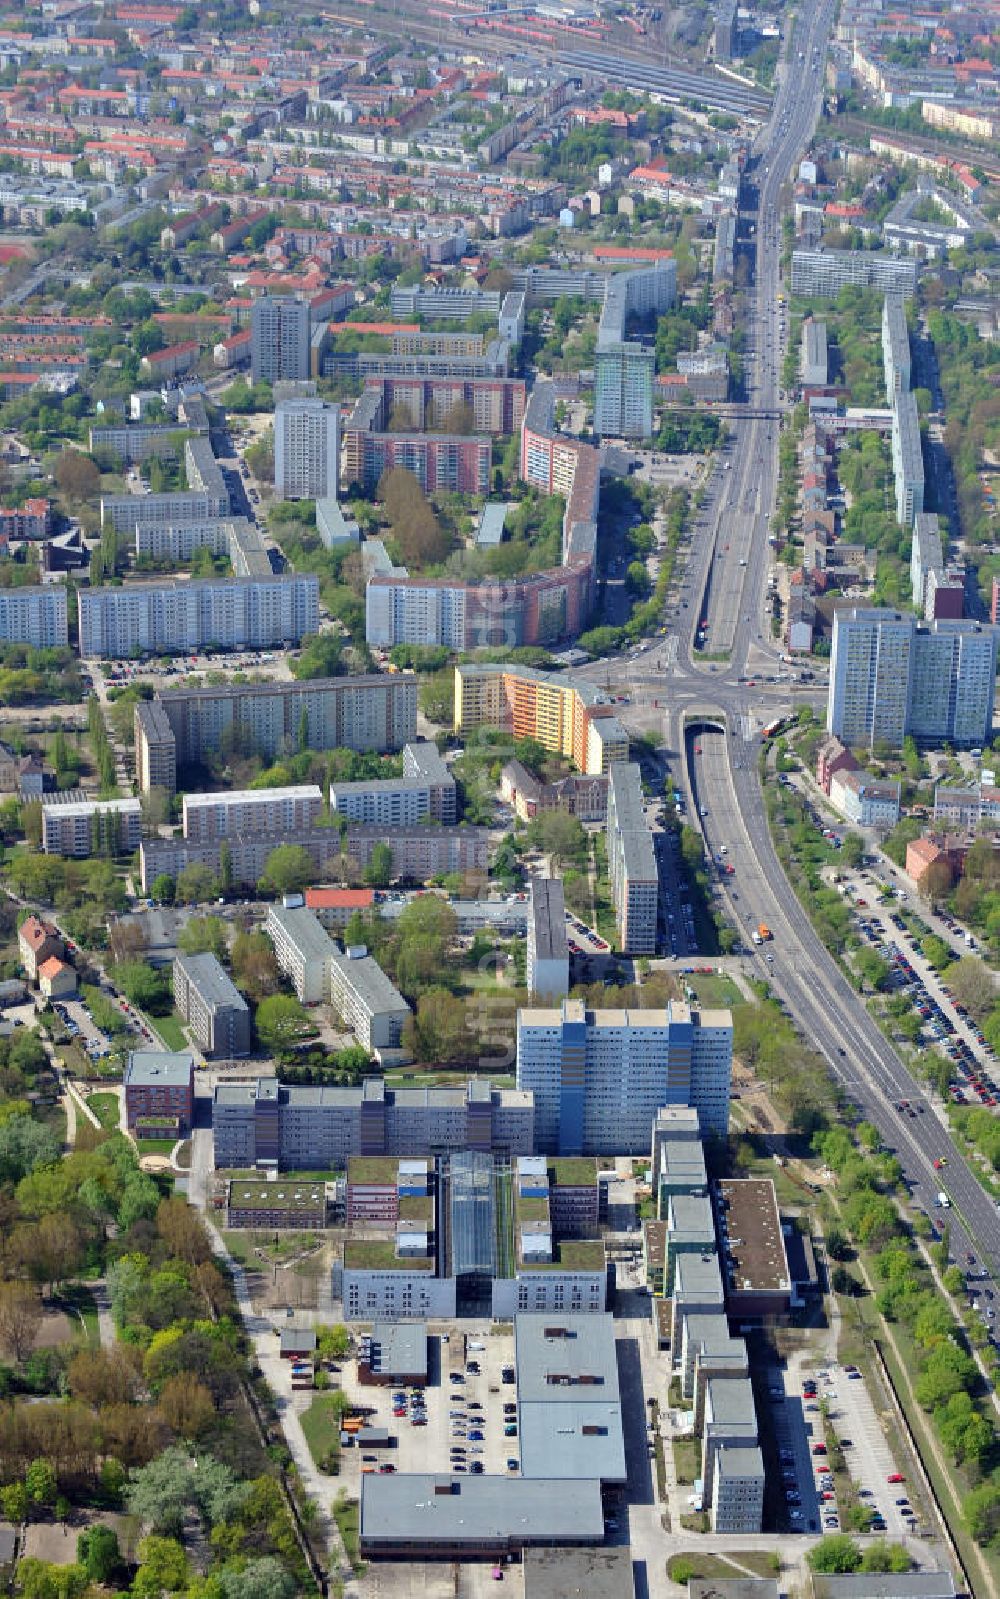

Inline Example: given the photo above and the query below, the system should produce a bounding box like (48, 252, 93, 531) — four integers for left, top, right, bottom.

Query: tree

(110, 959, 172, 1015)
(77, 1525, 122, 1585)
(178, 915, 228, 961)
(943, 955, 996, 1024)
(364, 841, 394, 888)
(292, 632, 343, 681)
(860, 1541, 913, 1573)
(156, 1375, 215, 1439)
(25, 1458, 57, 1509)
(156, 1195, 211, 1265)
(126, 1448, 193, 1536)
(151, 874, 176, 905)
(258, 844, 314, 897)
(215, 1559, 296, 1599)
(255, 994, 312, 1054)
(175, 863, 220, 904)
(231, 931, 281, 1000)
(132, 1536, 188, 1599)
(54, 449, 100, 503)
(0, 1482, 28, 1522)
(840, 832, 864, 868)
(966, 1479, 1000, 1544)
(807, 1535, 862, 1573)
(0, 1115, 59, 1184)
(316, 1324, 352, 1360)
(0, 1281, 42, 1362)
(14, 1560, 88, 1599)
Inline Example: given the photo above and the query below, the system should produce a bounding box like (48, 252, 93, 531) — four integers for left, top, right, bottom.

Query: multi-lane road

(583, 0, 1000, 1292)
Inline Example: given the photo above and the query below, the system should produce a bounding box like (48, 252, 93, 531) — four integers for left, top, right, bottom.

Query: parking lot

(338, 1329, 520, 1488)
(823, 1363, 915, 1539)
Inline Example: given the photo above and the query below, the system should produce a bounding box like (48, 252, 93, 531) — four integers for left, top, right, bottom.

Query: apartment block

(0, 585, 68, 648)
(343, 824, 489, 880)
(134, 700, 177, 797)
(328, 946, 411, 1055)
(266, 905, 336, 1004)
(454, 663, 627, 775)
(274, 397, 339, 501)
(212, 1075, 534, 1169)
(593, 342, 654, 440)
(607, 762, 658, 954)
(365, 561, 595, 651)
(401, 740, 456, 823)
(77, 574, 319, 658)
(134, 520, 229, 564)
(790, 249, 917, 298)
(250, 295, 310, 384)
(123, 1049, 194, 1133)
(172, 951, 251, 1058)
(891, 389, 924, 526)
(828, 607, 998, 749)
(881, 294, 911, 400)
(329, 778, 434, 828)
(183, 783, 323, 842)
(516, 998, 733, 1153)
(356, 375, 526, 436)
(527, 878, 569, 1002)
(41, 795, 141, 858)
(910, 511, 943, 614)
(100, 489, 230, 532)
(150, 674, 416, 781)
(345, 427, 490, 496)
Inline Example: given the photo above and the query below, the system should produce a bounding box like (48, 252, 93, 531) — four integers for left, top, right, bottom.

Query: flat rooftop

(174, 951, 249, 1014)
(366, 1320, 428, 1378)
(125, 1049, 193, 1088)
(529, 878, 568, 963)
(227, 1181, 324, 1213)
(515, 1314, 626, 1484)
(715, 1178, 790, 1295)
(359, 1473, 604, 1549)
(523, 1546, 635, 1599)
(185, 784, 322, 808)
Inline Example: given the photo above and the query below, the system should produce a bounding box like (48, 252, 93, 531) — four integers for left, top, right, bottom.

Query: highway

(580, 0, 1000, 1294)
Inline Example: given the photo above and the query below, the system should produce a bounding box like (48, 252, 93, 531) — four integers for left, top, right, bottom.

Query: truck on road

(757, 923, 772, 941)
(936, 1191, 951, 1208)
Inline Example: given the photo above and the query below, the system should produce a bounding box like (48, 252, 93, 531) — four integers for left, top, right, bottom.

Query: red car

(888, 1473, 905, 1484)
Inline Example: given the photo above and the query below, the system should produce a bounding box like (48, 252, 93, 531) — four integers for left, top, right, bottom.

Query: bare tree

(0, 1281, 42, 1362)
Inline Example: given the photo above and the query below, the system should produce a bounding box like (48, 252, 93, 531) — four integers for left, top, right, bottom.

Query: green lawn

(87, 1091, 120, 1130)
(146, 1011, 188, 1051)
(300, 1394, 345, 1471)
(333, 1493, 364, 1573)
(679, 972, 744, 1008)
(136, 1137, 176, 1155)
(672, 1437, 700, 1485)
(55, 1284, 100, 1348)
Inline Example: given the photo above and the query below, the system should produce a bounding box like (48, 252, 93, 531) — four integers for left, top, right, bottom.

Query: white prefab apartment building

(0, 585, 68, 648)
(274, 398, 339, 500)
(266, 905, 336, 1005)
(607, 762, 658, 954)
(183, 784, 323, 842)
(516, 998, 733, 1154)
(827, 607, 998, 749)
(42, 795, 142, 857)
(77, 574, 319, 657)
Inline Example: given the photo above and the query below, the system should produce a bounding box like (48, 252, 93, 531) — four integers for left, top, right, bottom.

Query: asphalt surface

(577, 0, 1000, 1299)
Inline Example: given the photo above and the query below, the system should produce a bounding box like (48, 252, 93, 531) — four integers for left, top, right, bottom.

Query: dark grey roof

(529, 878, 568, 962)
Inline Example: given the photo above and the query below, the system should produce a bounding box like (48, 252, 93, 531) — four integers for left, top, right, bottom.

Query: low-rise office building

(701, 1376, 758, 1512)
(714, 1178, 791, 1321)
(124, 1049, 194, 1134)
(172, 951, 251, 1058)
(713, 1444, 765, 1534)
(358, 1474, 604, 1559)
(225, 1180, 326, 1229)
(515, 1314, 627, 1483)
